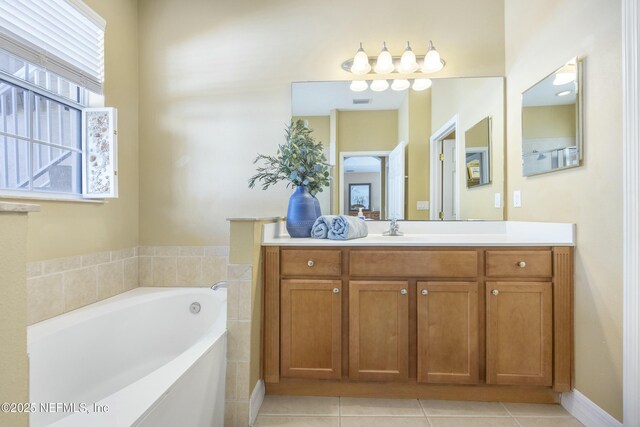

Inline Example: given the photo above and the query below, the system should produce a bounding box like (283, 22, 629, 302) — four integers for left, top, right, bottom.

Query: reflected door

(388, 141, 406, 220)
(442, 139, 457, 220)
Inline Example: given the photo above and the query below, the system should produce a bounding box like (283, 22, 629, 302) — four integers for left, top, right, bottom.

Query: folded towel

(311, 215, 337, 239)
(328, 215, 368, 240)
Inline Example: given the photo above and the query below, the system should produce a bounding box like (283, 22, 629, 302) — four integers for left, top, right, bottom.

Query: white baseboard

(248, 379, 265, 426)
(561, 390, 622, 427)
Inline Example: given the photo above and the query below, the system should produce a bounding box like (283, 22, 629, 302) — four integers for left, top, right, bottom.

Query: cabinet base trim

(266, 380, 559, 403)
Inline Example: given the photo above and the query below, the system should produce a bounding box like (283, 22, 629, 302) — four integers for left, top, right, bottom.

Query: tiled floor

(254, 396, 585, 427)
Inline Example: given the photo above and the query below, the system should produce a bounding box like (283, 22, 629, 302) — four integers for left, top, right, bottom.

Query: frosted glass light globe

(412, 78, 432, 91)
(398, 42, 418, 73)
(350, 80, 369, 92)
(391, 79, 410, 91)
(350, 43, 371, 75)
(374, 43, 395, 74)
(370, 79, 390, 92)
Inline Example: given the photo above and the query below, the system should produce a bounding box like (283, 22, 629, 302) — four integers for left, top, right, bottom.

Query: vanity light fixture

(422, 41, 444, 73)
(374, 42, 395, 73)
(398, 41, 419, 73)
(553, 61, 577, 86)
(556, 90, 572, 97)
(350, 42, 371, 75)
(350, 80, 369, 92)
(341, 41, 446, 76)
(412, 78, 433, 91)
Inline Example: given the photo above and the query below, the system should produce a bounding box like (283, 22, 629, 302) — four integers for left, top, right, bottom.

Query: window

(0, 48, 117, 199)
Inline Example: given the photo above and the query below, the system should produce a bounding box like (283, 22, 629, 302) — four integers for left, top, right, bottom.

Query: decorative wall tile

(97, 261, 124, 300)
(27, 274, 64, 324)
(177, 257, 202, 286)
(111, 247, 135, 261)
(43, 256, 81, 275)
(228, 264, 252, 281)
(153, 257, 177, 287)
(154, 246, 179, 256)
(179, 246, 204, 257)
(205, 246, 230, 256)
(237, 280, 252, 321)
(138, 246, 154, 256)
(26, 262, 42, 278)
(138, 257, 153, 286)
(81, 251, 111, 267)
(203, 255, 228, 285)
(227, 320, 251, 362)
(123, 257, 138, 291)
(63, 266, 98, 311)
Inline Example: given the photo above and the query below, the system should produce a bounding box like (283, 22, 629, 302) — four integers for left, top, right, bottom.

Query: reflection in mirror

(522, 57, 583, 176)
(292, 78, 504, 221)
(465, 117, 491, 188)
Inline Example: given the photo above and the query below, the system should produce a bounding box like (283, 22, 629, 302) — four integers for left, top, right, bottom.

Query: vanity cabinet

(263, 245, 573, 403)
(349, 281, 409, 382)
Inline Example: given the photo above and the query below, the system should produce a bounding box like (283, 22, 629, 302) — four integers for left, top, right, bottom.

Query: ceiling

(522, 71, 576, 107)
(344, 156, 382, 173)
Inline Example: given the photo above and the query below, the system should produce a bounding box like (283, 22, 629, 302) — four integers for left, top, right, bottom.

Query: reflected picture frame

(349, 183, 371, 211)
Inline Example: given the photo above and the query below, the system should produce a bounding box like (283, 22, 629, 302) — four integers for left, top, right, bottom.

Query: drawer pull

(307, 260, 315, 267)
(491, 289, 499, 296)
(333, 287, 340, 294)
(516, 261, 527, 268)
(421, 289, 428, 296)
(400, 288, 407, 295)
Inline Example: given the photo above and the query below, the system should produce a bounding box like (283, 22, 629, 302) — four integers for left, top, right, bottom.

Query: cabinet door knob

(491, 289, 499, 296)
(400, 288, 407, 295)
(307, 260, 315, 267)
(516, 261, 526, 268)
(333, 287, 340, 294)
(421, 289, 428, 296)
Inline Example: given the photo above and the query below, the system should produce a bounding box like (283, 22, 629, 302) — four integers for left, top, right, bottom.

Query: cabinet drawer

(350, 250, 477, 278)
(281, 249, 342, 276)
(485, 251, 552, 277)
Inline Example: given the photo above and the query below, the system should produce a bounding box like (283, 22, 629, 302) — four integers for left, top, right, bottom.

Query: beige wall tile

(227, 320, 250, 361)
(237, 280, 252, 321)
(205, 246, 229, 257)
(177, 257, 202, 286)
(202, 256, 228, 285)
(225, 360, 237, 402)
(224, 401, 237, 427)
(139, 257, 153, 286)
(64, 267, 97, 311)
(155, 246, 179, 256)
(179, 246, 204, 257)
(111, 247, 135, 261)
(97, 261, 124, 300)
(43, 256, 81, 275)
(26, 262, 42, 278)
(153, 257, 177, 286)
(227, 281, 239, 320)
(236, 401, 249, 427)
(228, 264, 252, 280)
(236, 361, 250, 400)
(27, 274, 64, 325)
(123, 257, 138, 291)
(81, 251, 111, 267)
(138, 246, 154, 256)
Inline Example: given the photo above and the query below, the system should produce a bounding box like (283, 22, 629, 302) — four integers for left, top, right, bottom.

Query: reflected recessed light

(556, 90, 572, 97)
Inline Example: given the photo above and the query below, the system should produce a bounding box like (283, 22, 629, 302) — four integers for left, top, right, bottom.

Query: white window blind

(0, 0, 105, 94)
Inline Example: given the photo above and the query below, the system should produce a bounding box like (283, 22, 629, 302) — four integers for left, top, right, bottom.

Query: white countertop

(262, 220, 575, 247)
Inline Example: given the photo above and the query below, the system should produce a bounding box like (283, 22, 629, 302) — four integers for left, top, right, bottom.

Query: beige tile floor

(254, 396, 585, 427)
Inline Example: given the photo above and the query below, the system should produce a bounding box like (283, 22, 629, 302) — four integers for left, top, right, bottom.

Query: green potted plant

(249, 119, 330, 237)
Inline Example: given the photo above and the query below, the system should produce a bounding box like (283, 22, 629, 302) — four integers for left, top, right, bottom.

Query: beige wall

(0, 0, 140, 262)
(138, 0, 505, 244)
(431, 77, 504, 220)
(522, 104, 576, 139)
(406, 90, 432, 220)
(0, 212, 29, 427)
(505, 0, 622, 420)
(344, 171, 382, 213)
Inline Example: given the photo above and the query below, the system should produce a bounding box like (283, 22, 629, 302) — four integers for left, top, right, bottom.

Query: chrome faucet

(211, 281, 228, 291)
(383, 218, 404, 236)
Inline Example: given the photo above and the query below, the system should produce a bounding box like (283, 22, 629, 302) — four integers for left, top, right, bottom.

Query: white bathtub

(27, 287, 227, 427)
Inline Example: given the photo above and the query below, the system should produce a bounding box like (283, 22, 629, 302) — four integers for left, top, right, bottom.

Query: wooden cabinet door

(349, 281, 409, 381)
(486, 281, 553, 386)
(417, 282, 479, 384)
(280, 279, 342, 379)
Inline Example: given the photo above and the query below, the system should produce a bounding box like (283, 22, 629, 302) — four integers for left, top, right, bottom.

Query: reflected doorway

(430, 115, 460, 220)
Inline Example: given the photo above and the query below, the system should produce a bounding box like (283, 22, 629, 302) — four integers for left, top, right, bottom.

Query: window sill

(0, 192, 106, 204)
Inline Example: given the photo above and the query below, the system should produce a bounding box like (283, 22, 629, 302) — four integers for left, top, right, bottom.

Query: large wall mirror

(291, 77, 505, 221)
(522, 57, 583, 176)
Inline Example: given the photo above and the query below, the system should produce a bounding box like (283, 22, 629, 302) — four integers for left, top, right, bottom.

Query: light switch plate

(513, 190, 522, 208)
(417, 201, 429, 211)
(494, 193, 501, 208)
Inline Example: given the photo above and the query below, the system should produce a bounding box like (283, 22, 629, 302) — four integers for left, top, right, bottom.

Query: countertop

(262, 220, 576, 247)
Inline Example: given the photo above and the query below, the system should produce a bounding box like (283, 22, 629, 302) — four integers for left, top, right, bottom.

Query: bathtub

(27, 287, 227, 427)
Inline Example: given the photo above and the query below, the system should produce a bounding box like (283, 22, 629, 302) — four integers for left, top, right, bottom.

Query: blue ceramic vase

(286, 186, 321, 237)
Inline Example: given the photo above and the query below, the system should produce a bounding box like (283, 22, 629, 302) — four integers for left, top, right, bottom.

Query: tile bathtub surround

(225, 263, 253, 427)
(254, 397, 585, 427)
(26, 248, 138, 325)
(137, 246, 229, 287)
